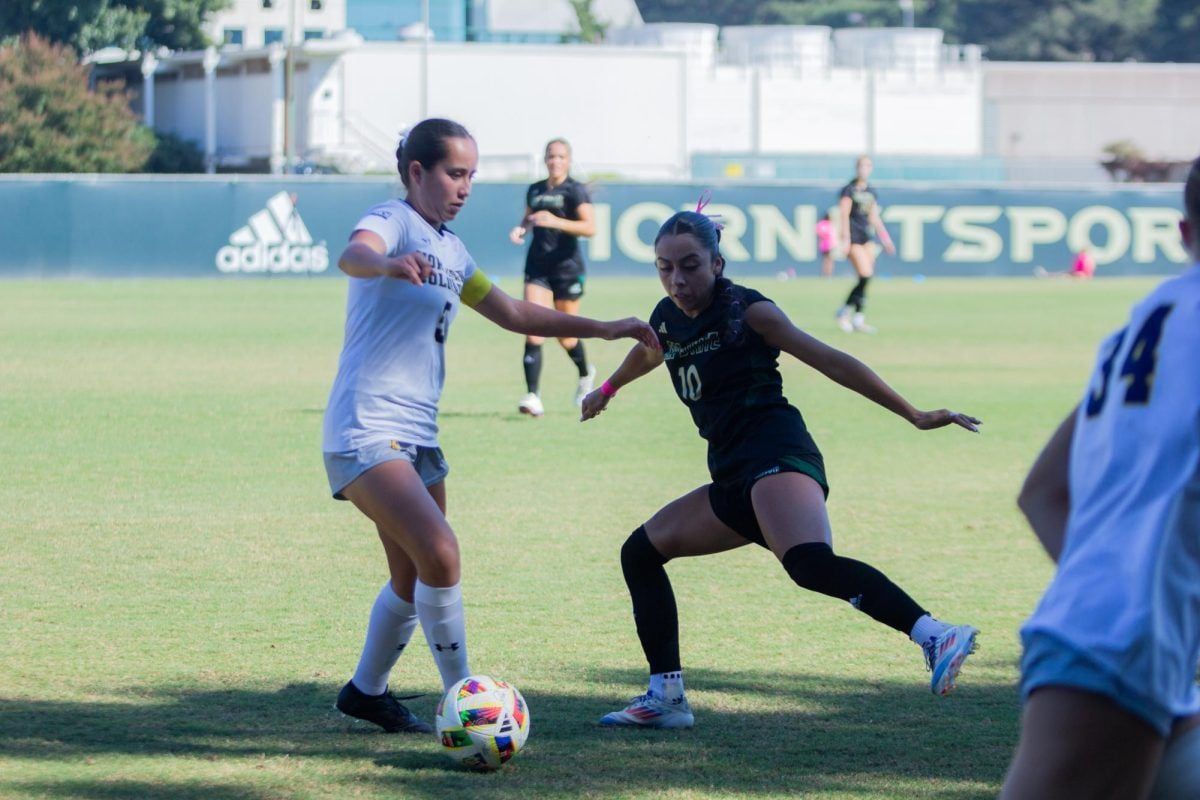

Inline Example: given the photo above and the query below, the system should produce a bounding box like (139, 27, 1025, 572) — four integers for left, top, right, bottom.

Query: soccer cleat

(518, 392, 544, 417)
(599, 690, 694, 729)
(836, 307, 854, 333)
(851, 313, 877, 334)
(575, 364, 597, 406)
(923, 624, 979, 696)
(335, 680, 433, 733)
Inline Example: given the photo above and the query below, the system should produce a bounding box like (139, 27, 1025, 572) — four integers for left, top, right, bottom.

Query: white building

(206, 0, 348, 47)
(110, 23, 1200, 182)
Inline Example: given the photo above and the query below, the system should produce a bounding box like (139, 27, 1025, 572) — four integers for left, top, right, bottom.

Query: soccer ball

(435, 675, 530, 770)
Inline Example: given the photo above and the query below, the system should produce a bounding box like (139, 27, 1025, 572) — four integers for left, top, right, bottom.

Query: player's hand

(527, 210, 559, 229)
(882, 240, 897, 256)
(381, 252, 432, 285)
(508, 226, 527, 245)
(912, 409, 981, 433)
(580, 389, 611, 421)
(603, 317, 660, 350)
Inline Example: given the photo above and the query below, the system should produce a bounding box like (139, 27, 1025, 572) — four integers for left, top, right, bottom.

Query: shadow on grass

(0, 668, 1017, 799)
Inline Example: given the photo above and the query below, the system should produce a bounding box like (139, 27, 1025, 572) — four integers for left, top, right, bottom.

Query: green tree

(0, 34, 154, 172)
(1150, 0, 1200, 62)
(956, 0, 1157, 61)
(0, 0, 229, 55)
(570, 0, 609, 43)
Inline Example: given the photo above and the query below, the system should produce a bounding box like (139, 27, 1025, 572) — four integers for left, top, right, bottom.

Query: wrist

(600, 379, 619, 398)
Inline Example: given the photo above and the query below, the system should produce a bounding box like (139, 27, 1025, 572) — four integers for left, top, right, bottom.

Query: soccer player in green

(581, 201, 980, 728)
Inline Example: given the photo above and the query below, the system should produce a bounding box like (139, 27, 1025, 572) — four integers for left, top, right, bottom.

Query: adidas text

(216, 191, 329, 274)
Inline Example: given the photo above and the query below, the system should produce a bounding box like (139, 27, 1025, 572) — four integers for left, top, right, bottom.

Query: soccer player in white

(1002, 157, 1200, 800)
(323, 118, 658, 734)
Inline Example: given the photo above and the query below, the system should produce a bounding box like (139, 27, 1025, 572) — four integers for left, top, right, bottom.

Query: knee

(558, 337, 578, 350)
(781, 542, 835, 588)
(416, 531, 461, 584)
(621, 526, 669, 573)
(525, 336, 545, 347)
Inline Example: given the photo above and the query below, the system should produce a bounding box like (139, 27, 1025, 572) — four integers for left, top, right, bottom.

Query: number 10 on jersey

(676, 365, 702, 401)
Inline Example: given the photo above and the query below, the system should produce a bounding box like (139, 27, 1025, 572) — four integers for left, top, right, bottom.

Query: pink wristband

(600, 380, 618, 398)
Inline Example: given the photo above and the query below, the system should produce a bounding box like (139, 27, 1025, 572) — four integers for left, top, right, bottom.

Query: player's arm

(838, 195, 852, 248)
(580, 342, 664, 421)
(527, 203, 596, 238)
(746, 302, 980, 432)
(470, 282, 659, 348)
(868, 205, 895, 255)
(1017, 409, 1076, 563)
(509, 206, 534, 245)
(338, 230, 432, 284)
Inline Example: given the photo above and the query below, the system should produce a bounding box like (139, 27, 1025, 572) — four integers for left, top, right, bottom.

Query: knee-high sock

(621, 526, 681, 674)
(782, 542, 925, 635)
(351, 582, 420, 696)
(845, 276, 870, 312)
(523, 343, 542, 394)
(566, 341, 589, 377)
(414, 580, 470, 691)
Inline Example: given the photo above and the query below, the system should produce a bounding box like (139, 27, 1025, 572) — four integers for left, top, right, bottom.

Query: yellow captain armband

(460, 269, 493, 307)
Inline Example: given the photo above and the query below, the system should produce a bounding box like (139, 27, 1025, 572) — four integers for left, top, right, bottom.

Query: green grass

(0, 275, 1155, 799)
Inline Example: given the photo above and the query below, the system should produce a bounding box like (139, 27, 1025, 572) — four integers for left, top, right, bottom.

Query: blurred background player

(1002, 158, 1200, 800)
(836, 156, 895, 333)
(1034, 249, 1096, 280)
(581, 204, 980, 729)
(509, 138, 597, 416)
(324, 118, 657, 734)
(816, 209, 838, 278)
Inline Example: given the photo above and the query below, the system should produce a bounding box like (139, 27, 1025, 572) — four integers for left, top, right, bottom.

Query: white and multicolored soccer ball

(435, 675, 530, 770)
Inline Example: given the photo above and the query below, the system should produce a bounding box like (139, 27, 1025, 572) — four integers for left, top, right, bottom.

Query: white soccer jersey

(1022, 263, 1200, 718)
(322, 199, 492, 452)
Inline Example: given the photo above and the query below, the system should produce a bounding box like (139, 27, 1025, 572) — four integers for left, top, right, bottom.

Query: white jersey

(1022, 264, 1200, 717)
(322, 199, 492, 452)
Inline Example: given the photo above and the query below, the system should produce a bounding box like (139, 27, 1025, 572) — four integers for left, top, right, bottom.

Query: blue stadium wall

(0, 176, 1188, 278)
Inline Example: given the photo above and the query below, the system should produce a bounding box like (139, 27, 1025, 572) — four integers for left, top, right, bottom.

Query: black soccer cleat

(335, 680, 433, 734)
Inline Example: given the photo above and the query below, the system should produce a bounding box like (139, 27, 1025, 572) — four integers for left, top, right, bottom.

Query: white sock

(350, 582, 419, 696)
(414, 580, 470, 691)
(909, 614, 949, 646)
(649, 671, 685, 702)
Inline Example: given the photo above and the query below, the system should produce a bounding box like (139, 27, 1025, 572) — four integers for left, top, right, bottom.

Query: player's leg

(335, 530, 431, 732)
(843, 245, 876, 333)
(820, 249, 834, 278)
(519, 280, 553, 416)
(1150, 714, 1200, 799)
(600, 486, 749, 729)
(341, 461, 470, 693)
(1001, 687, 1165, 800)
(553, 295, 595, 404)
(751, 472, 977, 695)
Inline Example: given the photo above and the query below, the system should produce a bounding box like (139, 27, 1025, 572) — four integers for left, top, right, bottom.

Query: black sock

(781, 542, 925, 635)
(845, 277, 869, 312)
(621, 526, 680, 674)
(566, 341, 589, 377)
(523, 343, 542, 394)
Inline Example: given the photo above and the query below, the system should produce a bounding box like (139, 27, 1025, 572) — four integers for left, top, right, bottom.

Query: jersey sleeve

(839, 183, 853, 201)
(352, 203, 408, 256)
(739, 287, 775, 309)
(573, 180, 592, 206)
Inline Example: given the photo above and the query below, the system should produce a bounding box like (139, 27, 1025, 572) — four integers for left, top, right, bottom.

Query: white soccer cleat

(518, 392, 544, 417)
(923, 624, 979, 696)
(599, 691, 694, 729)
(575, 364, 597, 406)
(851, 313, 877, 334)
(836, 307, 854, 333)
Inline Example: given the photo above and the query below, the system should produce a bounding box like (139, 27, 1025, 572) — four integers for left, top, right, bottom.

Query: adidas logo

(216, 191, 329, 274)
(658, 322, 668, 334)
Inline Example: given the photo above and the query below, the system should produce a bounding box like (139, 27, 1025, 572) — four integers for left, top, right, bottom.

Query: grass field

(0, 275, 1158, 800)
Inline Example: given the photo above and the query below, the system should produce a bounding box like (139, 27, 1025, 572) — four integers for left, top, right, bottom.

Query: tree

(955, 0, 1157, 62)
(570, 0, 609, 43)
(1151, 0, 1200, 62)
(0, 34, 154, 172)
(0, 0, 229, 55)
